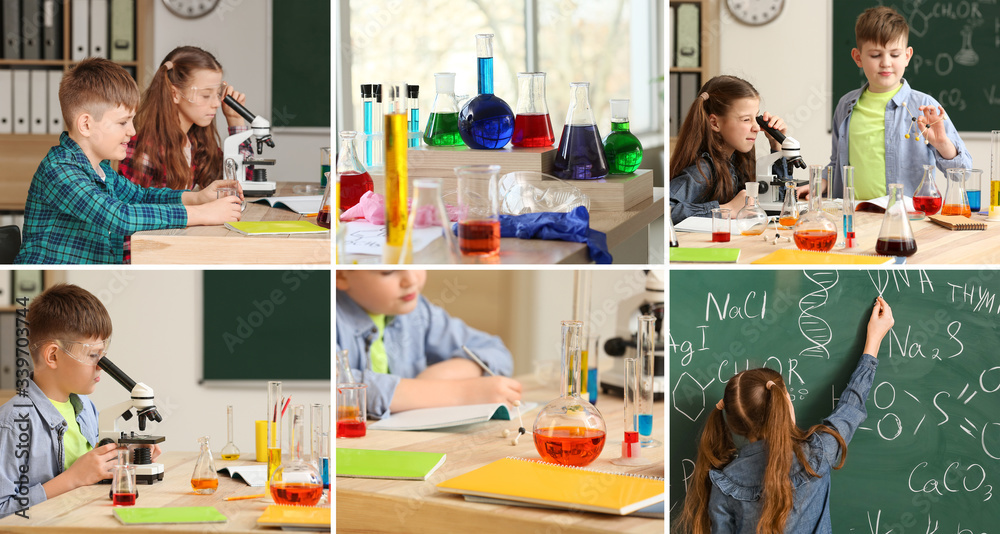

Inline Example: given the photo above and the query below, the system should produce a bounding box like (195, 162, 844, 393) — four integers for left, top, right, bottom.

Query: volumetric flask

(735, 182, 767, 236)
(793, 165, 838, 252)
(603, 98, 643, 174)
(403, 178, 459, 263)
(876, 183, 918, 256)
(455, 165, 501, 257)
(511, 72, 554, 147)
(424, 73, 464, 147)
(458, 34, 514, 149)
(913, 164, 942, 216)
(336, 131, 373, 212)
(943, 167, 971, 217)
(552, 82, 609, 180)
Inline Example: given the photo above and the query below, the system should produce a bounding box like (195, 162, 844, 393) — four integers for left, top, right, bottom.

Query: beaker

(337, 384, 367, 438)
(965, 169, 983, 212)
(552, 82, 609, 180)
(532, 320, 606, 467)
(913, 164, 942, 216)
(269, 405, 324, 507)
(711, 208, 731, 242)
(793, 165, 838, 252)
(603, 98, 643, 174)
(875, 183, 918, 256)
(423, 73, 464, 147)
(778, 180, 799, 228)
(190, 436, 219, 494)
(943, 168, 971, 217)
(455, 165, 501, 257)
(458, 34, 515, 149)
(403, 178, 459, 263)
(384, 83, 411, 264)
(336, 131, 373, 212)
(221, 405, 240, 460)
(511, 72, 554, 148)
(736, 182, 767, 236)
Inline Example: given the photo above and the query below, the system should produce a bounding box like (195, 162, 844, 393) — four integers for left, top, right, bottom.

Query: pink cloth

(339, 191, 460, 226)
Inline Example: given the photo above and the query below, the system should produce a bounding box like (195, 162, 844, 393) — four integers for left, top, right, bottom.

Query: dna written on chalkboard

(669, 269, 1000, 533)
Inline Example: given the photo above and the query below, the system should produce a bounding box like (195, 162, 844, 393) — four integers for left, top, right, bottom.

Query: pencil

(461, 345, 496, 376)
(225, 493, 266, 501)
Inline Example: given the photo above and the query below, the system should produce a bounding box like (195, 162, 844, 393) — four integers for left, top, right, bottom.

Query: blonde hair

(59, 57, 139, 132)
(27, 284, 112, 362)
(855, 6, 909, 49)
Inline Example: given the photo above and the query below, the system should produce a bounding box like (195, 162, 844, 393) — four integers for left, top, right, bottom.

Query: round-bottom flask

(735, 182, 767, 236)
(269, 405, 324, 506)
(793, 166, 838, 252)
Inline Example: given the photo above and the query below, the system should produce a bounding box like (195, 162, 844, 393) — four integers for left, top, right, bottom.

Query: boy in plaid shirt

(16, 58, 243, 264)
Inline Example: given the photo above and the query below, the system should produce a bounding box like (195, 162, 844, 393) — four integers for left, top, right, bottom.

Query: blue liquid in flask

(458, 57, 514, 149)
(552, 124, 609, 180)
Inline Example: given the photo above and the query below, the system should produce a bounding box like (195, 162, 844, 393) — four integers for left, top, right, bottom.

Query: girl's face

(173, 68, 224, 131)
(710, 97, 761, 156)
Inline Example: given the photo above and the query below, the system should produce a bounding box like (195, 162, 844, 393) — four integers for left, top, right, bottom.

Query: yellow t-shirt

(848, 84, 903, 200)
(367, 313, 389, 374)
(49, 397, 92, 470)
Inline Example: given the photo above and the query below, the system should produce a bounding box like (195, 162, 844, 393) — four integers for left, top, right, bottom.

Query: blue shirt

(336, 290, 513, 419)
(707, 354, 878, 533)
(828, 79, 972, 199)
(670, 152, 789, 224)
(0, 377, 99, 519)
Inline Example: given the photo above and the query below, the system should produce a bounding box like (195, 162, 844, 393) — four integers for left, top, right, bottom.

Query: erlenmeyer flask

(317, 176, 332, 230)
(913, 164, 943, 216)
(458, 34, 515, 149)
(736, 182, 768, 236)
(793, 165, 838, 252)
(942, 168, 972, 217)
(190, 436, 219, 494)
(336, 131, 373, 211)
(778, 180, 799, 228)
(269, 405, 323, 506)
(532, 320, 606, 467)
(603, 98, 643, 174)
(876, 183, 918, 256)
(423, 73, 464, 147)
(402, 178, 459, 264)
(552, 82, 609, 180)
(511, 72, 554, 147)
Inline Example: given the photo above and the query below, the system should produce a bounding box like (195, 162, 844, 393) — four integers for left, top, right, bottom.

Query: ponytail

(674, 402, 736, 534)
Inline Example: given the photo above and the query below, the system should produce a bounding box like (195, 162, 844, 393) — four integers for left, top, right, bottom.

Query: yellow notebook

(225, 220, 328, 235)
(436, 457, 664, 515)
(256, 505, 330, 529)
(751, 249, 893, 265)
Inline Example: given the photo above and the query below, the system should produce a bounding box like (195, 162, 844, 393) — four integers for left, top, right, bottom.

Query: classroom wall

(64, 271, 329, 457)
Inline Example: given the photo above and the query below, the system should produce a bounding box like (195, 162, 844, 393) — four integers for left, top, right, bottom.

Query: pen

(225, 493, 266, 501)
(461, 345, 496, 376)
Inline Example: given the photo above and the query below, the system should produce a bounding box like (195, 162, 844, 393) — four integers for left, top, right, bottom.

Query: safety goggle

(31, 339, 111, 366)
(183, 82, 227, 105)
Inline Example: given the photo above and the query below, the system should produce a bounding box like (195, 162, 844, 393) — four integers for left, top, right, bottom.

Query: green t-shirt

(367, 313, 389, 374)
(49, 397, 92, 470)
(848, 83, 903, 200)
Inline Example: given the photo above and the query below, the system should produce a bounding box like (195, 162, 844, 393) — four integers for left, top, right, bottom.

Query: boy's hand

(199, 179, 244, 204)
(461, 376, 522, 406)
(187, 197, 242, 226)
(794, 180, 827, 200)
(760, 111, 788, 152)
(66, 443, 118, 486)
(917, 105, 958, 159)
(222, 84, 248, 128)
(863, 296, 894, 357)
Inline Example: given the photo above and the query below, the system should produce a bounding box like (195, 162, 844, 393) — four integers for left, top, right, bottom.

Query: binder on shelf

(109, 0, 132, 61)
(0, 313, 15, 389)
(3, 0, 22, 59)
(42, 0, 63, 60)
(29, 69, 47, 134)
(89, 0, 107, 58)
(70, 0, 87, 61)
(12, 69, 30, 134)
(0, 271, 11, 306)
(675, 3, 700, 68)
(12, 271, 43, 301)
(22, 0, 43, 60)
(47, 69, 62, 133)
(0, 70, 13, 134)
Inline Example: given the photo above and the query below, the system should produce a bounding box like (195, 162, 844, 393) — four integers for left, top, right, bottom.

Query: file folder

(42, 0, 63, 60)
(109, 0, 131, 61)
(47, 69, 62, 133)
(89, 0, 107, 58)
(70, 0, 87, 61)
(30, 69, 47, 134)
(3, 0, 21, 59)
(0, 70, 12, 134)
(12, 69, 29, 134)
(22, 0, 42, 59)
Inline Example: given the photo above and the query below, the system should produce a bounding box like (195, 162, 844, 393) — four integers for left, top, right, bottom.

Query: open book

(367, 402, 537, 431)
(251, 195, 323, 215)
(217, 464, 267, 487)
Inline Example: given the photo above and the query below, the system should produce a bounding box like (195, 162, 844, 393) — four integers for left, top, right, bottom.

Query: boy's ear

(851, 48, 863, 68)
(76, 112, 93, 138)
(335, 272, 350, 291)
(708, 114, 721, 132)
(37, 342, 60, 370)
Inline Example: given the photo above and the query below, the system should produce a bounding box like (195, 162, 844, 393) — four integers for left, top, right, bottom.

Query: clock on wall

(162, 0, 221, 19)
(726, 0, 784, 26)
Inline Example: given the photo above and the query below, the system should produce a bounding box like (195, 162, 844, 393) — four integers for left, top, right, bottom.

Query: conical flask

(458, 34, 515, 149)
(736, 182, 768, 236)
(269, 405, 323, 506)
(532, 320, 606, 467)
(913, 164, 943, 216)
(317, 176, 333, 230)
(793, 165, 838, 252)
(511, 72, 554, 147)
(778, 180, 799, 228)
(336, 131, 373, 211)
(552, 82, 609, 180)
(190, 436, 219, 494)
(876, 183, 918, 256)
(942, 168, 972, 217)
(402, 178, 459, 264)
(423, 73, 464, 147)
(603, 99, 643, 174)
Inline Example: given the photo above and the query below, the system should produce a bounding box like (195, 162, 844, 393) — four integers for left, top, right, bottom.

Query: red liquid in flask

(339, 171, 374, 211)
(711, 231, 731, 243)
(337, 419, 366, 438)
(270, 482, 323, 506)
(941, 203, 972, 217)
(112, 492, 136, 506)
(316, 206, 332, 229)
(511, 113, 555, 147)
(913, 196, 942, 216)
(794, 229, 837, 251)
(458, 220, 500, 256)
(533, 426, 606, 467)
(876, 237, 918, 256)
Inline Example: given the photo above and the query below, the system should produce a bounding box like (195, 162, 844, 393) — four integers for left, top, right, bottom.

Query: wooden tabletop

(674, 210, 1000, 264)
(0, 452, 329, 533)
(131, 183, 331, 265)
(336, 379, 665, 534)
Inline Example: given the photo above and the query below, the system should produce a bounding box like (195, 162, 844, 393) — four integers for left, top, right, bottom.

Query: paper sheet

(343, 221, 442, 255)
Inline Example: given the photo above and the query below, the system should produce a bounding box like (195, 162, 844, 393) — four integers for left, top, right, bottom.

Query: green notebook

(336, 448, 447, 480)
(113, 507, 227, 525)
(225, 220, 329, 235)
(669, 247, 741, 263)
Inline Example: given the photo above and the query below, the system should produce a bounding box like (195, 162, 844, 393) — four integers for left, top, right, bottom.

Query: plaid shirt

(118, 126, 253, 188)
(15, 132, 188, 265)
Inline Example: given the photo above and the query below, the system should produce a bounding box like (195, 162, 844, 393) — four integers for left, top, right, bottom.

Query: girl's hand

(863, 296, 894, 357)
(760, 111, 787, 152)
(222, 84, 248, 127)
(917, 105, 958, 159)
(199, 179, 244, 204)
(720, 190, 748, 212)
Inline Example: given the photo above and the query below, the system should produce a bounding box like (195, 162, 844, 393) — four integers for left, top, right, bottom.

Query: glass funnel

(532, 320, 606, 467)
(603, 99, 643, 174)
(552, 82, 609, 180)
(336, 131, 373, 212)
(943, 168, 971, 217)
(876, 183, 918, 256)
(190, 436, 219, 494)
(269, 405, 323, 506)
(793, 165, 838, 252)
(736, 182, 767, 236)
(457, 34, 515, 149)
(424, 73, 464, 147)
(913, 164, 942, 216)
(778, 180, 799, 228)
(221, 405, 240, 460)
(512, 72, 554, 147)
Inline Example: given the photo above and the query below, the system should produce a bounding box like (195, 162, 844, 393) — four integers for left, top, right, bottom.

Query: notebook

(256, 505, 330, 529)
(216, 464, 266, 487)
(928, 214, 987, 231)
(669, 247, 740, 263)
(336, 448, 446, 480)
(462, 495, 665, 519)
(252, 195, 323, 215)
(113, 507, 227, 525)
(436, 457, 664, 516)
(751, 249, 894, 265)
(367, 402, 537, 431)
(224, 220, 329, 235)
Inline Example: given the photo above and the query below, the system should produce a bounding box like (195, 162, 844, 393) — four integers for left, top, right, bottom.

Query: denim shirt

(670, 152, 789, 224)
(0, 377, 99, 519)
(828, 79, 972, 199)
(336, 290, 513, 419)
(707, 354, 878, 533)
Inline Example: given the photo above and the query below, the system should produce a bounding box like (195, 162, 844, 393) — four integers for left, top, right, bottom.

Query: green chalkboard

(670, 270, 1000, 532)
(202, 270, 330, 381)
(833, 2, 1000, 132)
(271, 1, 331, 127)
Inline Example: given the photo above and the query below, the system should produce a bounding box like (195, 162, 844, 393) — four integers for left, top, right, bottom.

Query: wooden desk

(674, 211, 1000, 264)
(340, 188, 664, 265)
(336, 381, 664, 534)
(131, 183, 331, 265)
(0, 452, 329, 533)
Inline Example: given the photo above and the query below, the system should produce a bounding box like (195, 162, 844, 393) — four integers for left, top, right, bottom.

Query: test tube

(373, 84, 383, 166)
(382, 82, 410, 264)
(266, 381, 282, 492)
(842, 166, 856, 248)
(611, 358, 650, 466)
(572, 271, 595, 403)
(361, 84, 373, 167)
(991, 130, 1000, 218)
(408, 85, 419, 148)
(637, 315, 660, 448)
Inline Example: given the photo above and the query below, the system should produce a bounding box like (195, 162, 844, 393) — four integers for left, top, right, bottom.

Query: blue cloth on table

(454, 207, 611, 264)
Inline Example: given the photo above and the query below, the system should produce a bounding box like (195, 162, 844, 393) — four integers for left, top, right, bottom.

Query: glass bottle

(423, 73, 464, 147)
(913, 164, 943, 216)
(269, 405, 324, 507)
(552, 82, 609, 180)
(942, 168, 972, 217)
(403, 178, 459, 263)
(511, 72, 554, 147)
(736, 182, 768, 236)
(793, 165, 838, 252)
(407, 85, 419, 148)
(603, 98, 643, 174)
(336, 131, 373, 212)
(458, 34, 515, 149)
(532, 320, 606, 467)
(190, 436, 219, 494)
(778, 180, 799, 228)
(875, 183, 918, 256)
(384, 83, 411, 264)
(220, 405, 240, 460)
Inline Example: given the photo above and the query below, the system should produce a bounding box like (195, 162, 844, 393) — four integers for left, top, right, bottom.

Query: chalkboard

(670, 270, 1000, 532)
(202, 270, 330, 381)
(833, 1, 1000, 132)
(271, 1, 330, 127)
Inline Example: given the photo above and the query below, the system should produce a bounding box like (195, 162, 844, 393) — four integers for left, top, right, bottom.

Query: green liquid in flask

(423, 112, 464, 147)
(603, 120, 643, 174)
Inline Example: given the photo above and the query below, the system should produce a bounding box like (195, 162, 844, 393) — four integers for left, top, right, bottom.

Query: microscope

(754, 115, 807, 214)
(222, 94, 277, 197)
(599, 271, 664, 400)
(96, 357, 165, 484)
